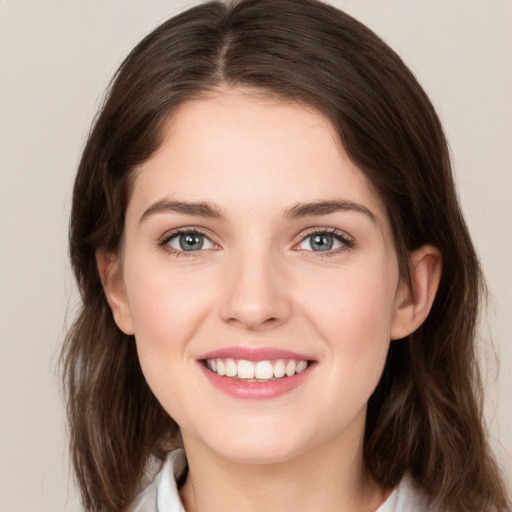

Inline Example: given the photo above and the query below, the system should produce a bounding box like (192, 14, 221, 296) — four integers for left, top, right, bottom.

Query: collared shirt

(128, 449, 433, 512)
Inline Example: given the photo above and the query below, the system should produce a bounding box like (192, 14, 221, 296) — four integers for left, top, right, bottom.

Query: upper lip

(198, 346, 313, 362)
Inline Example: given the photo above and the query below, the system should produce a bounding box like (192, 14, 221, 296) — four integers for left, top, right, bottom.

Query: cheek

(123, 265, 218, 420)
(126, 259, 211, 339)
(301, 262, 398, 388)
(304, 262, 398, 339)
(122, 262, 216, 388)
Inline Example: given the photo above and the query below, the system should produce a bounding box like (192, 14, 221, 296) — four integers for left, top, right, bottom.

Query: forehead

(128, 89, 388, 224)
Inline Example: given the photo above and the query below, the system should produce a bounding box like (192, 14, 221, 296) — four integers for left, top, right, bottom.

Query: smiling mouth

(203, 358, 311, 382)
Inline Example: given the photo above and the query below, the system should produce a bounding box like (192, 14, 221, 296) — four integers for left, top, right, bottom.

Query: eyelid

(156, 225, 353, 256)
(293, 227, 354, 253)
(157, 226, 220, 255)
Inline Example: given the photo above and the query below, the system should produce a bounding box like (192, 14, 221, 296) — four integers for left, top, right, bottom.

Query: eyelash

(157, 227, 217, 257)
(294, 227, 354, 257)
(157, 227, 354, 258)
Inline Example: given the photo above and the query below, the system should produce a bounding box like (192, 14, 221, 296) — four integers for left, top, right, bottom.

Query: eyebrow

(139, 198, 376, 224)
(139, 199, 226, 223)
(283, 200, 377, 223)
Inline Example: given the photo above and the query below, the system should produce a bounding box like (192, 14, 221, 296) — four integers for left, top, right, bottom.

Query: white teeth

(285, 360, 296, 377)
(217, 359, 226, 376)
(225, 358, 237, 377)
(273, 360, 286, 378)
(296, 360, 308, 373)
(237, 360, 255, 379)
(205, 358, 310, 380)
(255, 361, 274, 380)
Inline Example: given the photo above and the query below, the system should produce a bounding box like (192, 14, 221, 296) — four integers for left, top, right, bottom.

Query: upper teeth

(206, 358, 308, 380)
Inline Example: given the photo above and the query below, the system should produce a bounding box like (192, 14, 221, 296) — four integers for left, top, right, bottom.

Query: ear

(96, 248, 134, 335)
(391, 245, 442, 340)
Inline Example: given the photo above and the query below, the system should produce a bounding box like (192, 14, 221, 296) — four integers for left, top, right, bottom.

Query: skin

(99, 88, 441, 512)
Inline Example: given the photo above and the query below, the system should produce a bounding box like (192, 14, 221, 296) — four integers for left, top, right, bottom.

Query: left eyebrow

(283, 200, 377, 223)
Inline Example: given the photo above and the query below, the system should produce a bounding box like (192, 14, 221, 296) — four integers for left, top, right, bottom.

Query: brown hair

(62, 0, 510, 510)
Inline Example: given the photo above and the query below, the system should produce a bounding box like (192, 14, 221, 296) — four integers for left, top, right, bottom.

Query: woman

(62, 0, 510, 510)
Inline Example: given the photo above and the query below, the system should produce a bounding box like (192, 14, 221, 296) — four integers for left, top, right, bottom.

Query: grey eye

(168, 232, 214, 252)
(299, 233, 344, 252)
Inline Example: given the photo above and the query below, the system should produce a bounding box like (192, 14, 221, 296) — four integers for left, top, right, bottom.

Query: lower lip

(199, 362, 314, 400)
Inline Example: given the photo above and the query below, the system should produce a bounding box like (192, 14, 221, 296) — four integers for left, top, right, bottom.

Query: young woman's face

(114, 90, 407, 464)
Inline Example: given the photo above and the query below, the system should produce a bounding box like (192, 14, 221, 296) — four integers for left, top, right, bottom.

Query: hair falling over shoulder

(61, 1, 511, 510)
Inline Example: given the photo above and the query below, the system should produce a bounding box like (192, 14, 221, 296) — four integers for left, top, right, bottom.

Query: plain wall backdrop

(0, 1, 510, 510)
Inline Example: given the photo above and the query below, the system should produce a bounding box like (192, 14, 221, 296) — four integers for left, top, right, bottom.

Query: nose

(219, 251, 292, 331)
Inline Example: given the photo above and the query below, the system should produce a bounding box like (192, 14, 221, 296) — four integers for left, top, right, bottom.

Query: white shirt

(128, 449, 433, 512)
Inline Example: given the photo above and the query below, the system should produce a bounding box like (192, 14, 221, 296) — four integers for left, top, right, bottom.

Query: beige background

(0, 1, 510, 510)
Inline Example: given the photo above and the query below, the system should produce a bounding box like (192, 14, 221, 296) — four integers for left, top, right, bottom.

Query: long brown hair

(62, 0, 510, 510)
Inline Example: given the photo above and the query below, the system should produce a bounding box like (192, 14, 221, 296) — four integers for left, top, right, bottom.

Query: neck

(179, 424, 388, 512)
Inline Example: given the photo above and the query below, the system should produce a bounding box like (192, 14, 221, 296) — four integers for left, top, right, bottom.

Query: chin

(222, 428, 316, 466)
(214, 441, 303, 466)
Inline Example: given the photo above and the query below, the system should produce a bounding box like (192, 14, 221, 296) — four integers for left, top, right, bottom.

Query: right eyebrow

(139, 199, 227, 224)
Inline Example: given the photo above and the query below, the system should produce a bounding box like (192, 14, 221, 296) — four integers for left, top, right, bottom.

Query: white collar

(129, 449, 432, 512)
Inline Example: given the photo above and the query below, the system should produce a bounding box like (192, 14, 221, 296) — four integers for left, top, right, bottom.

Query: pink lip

(199, 363, 314, 400)
(197, 346, 316, 400)
(198, 346, 311, 362)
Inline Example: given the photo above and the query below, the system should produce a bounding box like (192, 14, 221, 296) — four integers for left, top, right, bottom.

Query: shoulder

(127, 449, 187, 512)
(376, 474, 435, 512)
